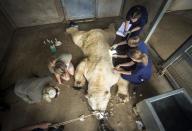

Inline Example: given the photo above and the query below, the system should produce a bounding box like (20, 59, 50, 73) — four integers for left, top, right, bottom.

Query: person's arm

(55, 73, 62, 84)
(111, 41, 127, 49)
(117, 41, 127, 46)
(124, 20, 130, 32)
(130, 26, 141, 33)
(114, 68, 131, 75)
(117, 61, 135, 68)
(112, 54, 128, 58)
(68, 63, 74, 76)
(48, 61, 55, 74)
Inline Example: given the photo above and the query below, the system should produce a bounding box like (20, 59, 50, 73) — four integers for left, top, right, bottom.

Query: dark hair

(54, 60, 67, 75)
(131, 7, 142, 19)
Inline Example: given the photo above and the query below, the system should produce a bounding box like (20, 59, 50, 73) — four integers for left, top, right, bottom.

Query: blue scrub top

(137, 41, 148, 54)
(126, 41, 148, 54)
(121, 58, 152, 84)
(126, 5, 148, 37)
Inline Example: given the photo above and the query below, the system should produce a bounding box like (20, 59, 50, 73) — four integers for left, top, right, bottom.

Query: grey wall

(0, 9, 14, 64)
(121, 0, 165, 40)
(168, 0, 192, 11)
(0, 0, 165, 38)
(0, 0, 64, 27)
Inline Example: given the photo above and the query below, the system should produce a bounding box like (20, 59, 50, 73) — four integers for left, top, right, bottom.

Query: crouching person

(113, 49, 152, 84)
(14, 76, 60, 104)
(48, 53, 74, 84)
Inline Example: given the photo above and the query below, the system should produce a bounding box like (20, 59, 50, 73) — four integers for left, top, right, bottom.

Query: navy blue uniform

(115, 40, 148, 55)
(121, 58, 152, 84)
(126, 5, 148, 37)
(136, 41, 148, 54)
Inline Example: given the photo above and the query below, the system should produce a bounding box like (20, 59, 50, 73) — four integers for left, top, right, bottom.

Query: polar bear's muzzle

(87, 90, 111, 111)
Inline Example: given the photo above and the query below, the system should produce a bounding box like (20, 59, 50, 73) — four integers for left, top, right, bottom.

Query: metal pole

(144, 0, 172, 43)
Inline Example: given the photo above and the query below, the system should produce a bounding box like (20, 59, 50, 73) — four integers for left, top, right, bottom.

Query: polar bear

(66, 24, 129, 111)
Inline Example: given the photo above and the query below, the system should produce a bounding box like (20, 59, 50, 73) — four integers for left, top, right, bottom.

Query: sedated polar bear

(66, 24, 129, 111)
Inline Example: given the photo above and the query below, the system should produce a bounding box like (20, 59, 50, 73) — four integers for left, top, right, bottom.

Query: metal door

(61, 0, 123, 20)
(161, 36, 192, 95)
(61, 0, 96, 20)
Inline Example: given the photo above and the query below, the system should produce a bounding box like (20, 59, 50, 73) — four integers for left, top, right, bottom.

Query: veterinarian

(111, 36, 148, 58)
(14, 76, 60, 103)
(48, 53, 74, 84)
(113, 49, 152, 84)
(122, 5, 148, 37)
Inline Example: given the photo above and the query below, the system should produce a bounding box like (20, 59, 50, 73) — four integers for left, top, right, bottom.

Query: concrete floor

(149, 12, 192, 60)
(0, 23, 173, 131)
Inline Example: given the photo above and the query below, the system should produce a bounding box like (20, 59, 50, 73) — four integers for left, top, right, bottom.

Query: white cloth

(14, 76, 52, 103)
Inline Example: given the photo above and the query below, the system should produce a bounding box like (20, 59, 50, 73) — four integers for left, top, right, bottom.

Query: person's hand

(116, 64, 121, 69)
(111, 44, 118, 49)
(113, 68, 119, 73)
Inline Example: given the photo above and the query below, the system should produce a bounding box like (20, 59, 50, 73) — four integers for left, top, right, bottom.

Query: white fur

(67, 25, 129, 111)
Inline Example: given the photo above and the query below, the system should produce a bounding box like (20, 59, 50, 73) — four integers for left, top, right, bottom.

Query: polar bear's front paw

(74, 80, 85, 88)
(116, 93, 129, 103)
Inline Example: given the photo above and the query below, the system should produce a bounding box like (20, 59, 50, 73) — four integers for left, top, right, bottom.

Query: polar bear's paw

(74, 80, 86, 88)
(116, 93, 129, 103)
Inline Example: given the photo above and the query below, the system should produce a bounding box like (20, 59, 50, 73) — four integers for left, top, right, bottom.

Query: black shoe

(68, 21, 78, 28)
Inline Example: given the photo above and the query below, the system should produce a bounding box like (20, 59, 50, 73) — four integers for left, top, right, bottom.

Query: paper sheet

(116, 22, 132, 37)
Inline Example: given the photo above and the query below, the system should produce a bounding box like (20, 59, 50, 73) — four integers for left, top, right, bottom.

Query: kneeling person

(48, 53, 74, 84)
(113, 49, 152, 84)
(14, 76, 60, 104)
(111, 36, 148, 58)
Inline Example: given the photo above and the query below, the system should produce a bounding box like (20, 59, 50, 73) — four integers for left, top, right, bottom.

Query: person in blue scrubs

(111, 36, 148, 58)
(124, 5, 148, 37)
(113, 49, 152, 85)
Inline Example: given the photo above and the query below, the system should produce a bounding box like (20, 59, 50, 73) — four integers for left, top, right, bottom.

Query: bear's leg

(116, 77, 129, 103)
(74, 59, 87, 88)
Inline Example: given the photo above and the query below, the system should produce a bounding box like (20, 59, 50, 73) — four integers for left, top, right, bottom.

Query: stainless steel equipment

(136, 88, 192, 131)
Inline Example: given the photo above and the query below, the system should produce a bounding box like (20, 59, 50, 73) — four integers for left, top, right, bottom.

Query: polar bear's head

(87, 88, 111, 111)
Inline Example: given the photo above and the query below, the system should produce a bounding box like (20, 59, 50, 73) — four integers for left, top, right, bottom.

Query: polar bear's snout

(87, 89, 111, 111)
